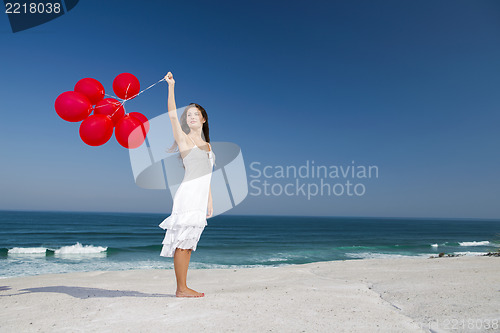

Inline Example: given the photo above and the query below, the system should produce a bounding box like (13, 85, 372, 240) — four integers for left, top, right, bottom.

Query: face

(186, 107, 205, 129)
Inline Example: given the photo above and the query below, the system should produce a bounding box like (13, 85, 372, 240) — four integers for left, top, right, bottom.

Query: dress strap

(187, 135, 198, 148)
(188, 135, 211, 152)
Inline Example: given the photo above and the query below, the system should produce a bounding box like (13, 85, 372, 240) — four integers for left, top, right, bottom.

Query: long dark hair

(167, 103, 210, 163)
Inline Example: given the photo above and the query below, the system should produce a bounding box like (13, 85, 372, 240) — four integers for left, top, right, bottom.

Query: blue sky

(0, 0, 499, 218)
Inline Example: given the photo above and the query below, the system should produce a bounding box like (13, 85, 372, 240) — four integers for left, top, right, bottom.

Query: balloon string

(98, 77, 166, 118)
(134, 77, 166, 98)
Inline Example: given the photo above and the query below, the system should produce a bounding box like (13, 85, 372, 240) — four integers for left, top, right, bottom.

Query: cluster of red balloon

(54, 73, 150, 149)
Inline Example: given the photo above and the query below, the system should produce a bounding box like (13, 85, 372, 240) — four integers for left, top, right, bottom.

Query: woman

(159, 71, 215, 298)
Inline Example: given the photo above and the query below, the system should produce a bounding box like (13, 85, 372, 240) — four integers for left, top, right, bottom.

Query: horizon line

(1, 209, 499, 222)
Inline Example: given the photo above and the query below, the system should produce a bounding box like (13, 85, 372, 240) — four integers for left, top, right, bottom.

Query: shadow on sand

(0, 286, 175, 299)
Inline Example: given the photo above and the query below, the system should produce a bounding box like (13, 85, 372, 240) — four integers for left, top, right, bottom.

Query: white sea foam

(266, 257, 289, 262)
(459, 241, 490, 246)
(453, 251, 489, 256)
(54, 243, 107, 255)
(431, 243, 438, 248)
(345, 252, 430, 260)
(0, 259, 171, 279)
(192, 262, 283, 269)
(8, 247, 47, 254)
(7, 243, 108, 256)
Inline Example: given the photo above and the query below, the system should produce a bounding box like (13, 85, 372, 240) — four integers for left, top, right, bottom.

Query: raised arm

(164, 72, 188, 147)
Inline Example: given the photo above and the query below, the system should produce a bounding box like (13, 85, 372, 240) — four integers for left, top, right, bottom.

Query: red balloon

(113, 73, 140, 100)
(79, 114, 114, 146)
(94, 98, 125, 125)
(128, 112, 150, 135)
(55, 91, 93, 122)
(115, 114, 146, 149)
(74, 78, 105, 105)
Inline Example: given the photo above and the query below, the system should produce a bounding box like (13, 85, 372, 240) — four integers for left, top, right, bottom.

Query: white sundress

(159, 136, 215, 257)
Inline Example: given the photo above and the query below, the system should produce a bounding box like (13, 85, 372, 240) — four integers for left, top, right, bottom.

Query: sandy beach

(1, 255, 498, 333)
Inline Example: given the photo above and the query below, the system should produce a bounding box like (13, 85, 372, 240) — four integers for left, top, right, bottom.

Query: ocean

(1, 210, 499, 278)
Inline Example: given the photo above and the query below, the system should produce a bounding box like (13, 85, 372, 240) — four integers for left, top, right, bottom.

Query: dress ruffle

(160, 225, 205, 257)
(158, 209, 208, 257)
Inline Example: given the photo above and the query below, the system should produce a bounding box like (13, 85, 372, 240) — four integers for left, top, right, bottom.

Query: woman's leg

(173, 248, 204, 297)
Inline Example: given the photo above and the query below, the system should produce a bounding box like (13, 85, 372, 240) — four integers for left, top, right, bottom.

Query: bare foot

(176, 287, 205, 298)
